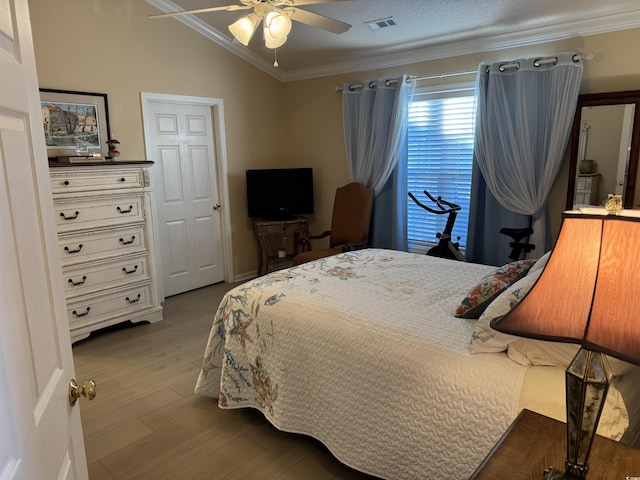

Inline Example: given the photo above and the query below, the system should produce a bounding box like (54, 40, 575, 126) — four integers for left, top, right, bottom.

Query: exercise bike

(408, 190, 466, 262)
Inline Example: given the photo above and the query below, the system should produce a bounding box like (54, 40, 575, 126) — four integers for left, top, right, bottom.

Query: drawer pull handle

(117, 205, 133, 214)
(68, 276, 87, 286)
(72, 307, 91, 318)
(120, 177, 126, 182)
(126, 294, 141, 304)
(60, 211, 80, 220)
(119, 236, 136, 245)
(63, 180, 70, 186)
(122, 265, 138, 274)
(64, 244, 83, 254)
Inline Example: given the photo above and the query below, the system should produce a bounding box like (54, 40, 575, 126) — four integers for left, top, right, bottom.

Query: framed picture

(39, 89, 112, 158)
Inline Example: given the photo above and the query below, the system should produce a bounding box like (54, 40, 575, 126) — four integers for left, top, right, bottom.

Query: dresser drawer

(54, 195, 144, 233)
(63, 254, 149, 298)
(66, 283, 152, 329)
(50, 168, 145, 193)
(58, 225, 147, 266)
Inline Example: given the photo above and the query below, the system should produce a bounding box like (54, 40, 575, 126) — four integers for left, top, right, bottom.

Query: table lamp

(490, 212, 640, 479)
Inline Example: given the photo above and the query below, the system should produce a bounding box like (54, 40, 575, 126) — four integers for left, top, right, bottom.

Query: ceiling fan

(149, 0, 352, 64)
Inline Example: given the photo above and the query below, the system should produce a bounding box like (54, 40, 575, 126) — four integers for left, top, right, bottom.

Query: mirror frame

(566, 90, 640, 210)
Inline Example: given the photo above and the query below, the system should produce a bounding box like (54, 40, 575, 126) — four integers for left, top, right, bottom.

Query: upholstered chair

(292, 182, 374, 265)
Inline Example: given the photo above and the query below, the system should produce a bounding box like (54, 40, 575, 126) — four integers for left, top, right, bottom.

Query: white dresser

(49, 162, 163, 343)
(575, 173, 600, 205)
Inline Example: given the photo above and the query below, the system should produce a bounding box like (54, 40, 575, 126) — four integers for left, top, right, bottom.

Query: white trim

(145, 0, 640, 82)
(145, 0, 287, 81)
(140, 92, 235, 300)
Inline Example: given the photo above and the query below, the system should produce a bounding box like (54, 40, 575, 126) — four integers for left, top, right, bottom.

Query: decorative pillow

(508, 338, 634, 376)
(528, 250, 551, 275)
(469, 263, 543, 353)
(455, 259, 535, 319)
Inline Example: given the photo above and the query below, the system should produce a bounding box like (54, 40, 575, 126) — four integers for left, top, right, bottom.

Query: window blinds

(407, 87, 476, 250)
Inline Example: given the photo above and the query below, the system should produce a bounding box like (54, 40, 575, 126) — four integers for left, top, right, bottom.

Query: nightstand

(470, 409, 640, 479)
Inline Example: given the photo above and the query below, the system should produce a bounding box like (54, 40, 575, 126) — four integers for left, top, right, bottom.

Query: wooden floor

(73, 282, 380, 480)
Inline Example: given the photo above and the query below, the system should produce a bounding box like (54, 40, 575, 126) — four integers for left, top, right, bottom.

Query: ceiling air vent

(366, 17, 397, 30)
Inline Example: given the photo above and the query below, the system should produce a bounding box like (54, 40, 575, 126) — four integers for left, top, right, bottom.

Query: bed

(195, 248, 640, 480)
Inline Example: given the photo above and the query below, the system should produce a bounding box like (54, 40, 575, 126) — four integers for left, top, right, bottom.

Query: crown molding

(282, 9, 640, 82)
(145, 0, 287, 81)
(145, 0, 640, 83)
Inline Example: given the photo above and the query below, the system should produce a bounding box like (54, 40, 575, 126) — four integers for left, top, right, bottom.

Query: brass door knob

(69, 379, 97, 406)
(212, 203, 221, 211)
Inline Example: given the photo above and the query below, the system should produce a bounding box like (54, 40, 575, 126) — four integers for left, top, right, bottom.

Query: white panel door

(147, 101, 224, 296)
(0, 0, 88, 478)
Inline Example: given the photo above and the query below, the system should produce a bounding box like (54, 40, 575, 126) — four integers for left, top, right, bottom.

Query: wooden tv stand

(252, 217, 308, 276)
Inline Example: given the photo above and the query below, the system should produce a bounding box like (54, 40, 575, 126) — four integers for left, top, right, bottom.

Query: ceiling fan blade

(288, 7, 351, 34)
(149, 5, 251, 20)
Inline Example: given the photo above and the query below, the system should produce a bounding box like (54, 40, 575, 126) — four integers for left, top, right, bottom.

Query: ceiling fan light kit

(150, 0, 352, 67)
(264, 29, 287, 49)
(265, 11, 292, 39)
(228, 13, 260, 46)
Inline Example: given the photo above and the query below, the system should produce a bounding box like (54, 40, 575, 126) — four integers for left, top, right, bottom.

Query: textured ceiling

(146, 0, 640, 81)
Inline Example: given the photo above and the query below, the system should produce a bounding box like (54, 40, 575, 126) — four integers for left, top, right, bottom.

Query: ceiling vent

(366, 17, 397, 30)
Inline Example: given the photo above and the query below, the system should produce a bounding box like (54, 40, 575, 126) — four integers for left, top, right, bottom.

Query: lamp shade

(490, 212, 640, 366)
(265, 11, 291, 40)
(228, 13, 259, 46)
(264, 27, 287, 49)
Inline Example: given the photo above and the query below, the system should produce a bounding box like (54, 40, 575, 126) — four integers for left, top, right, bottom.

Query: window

(407, 84, 476, 252)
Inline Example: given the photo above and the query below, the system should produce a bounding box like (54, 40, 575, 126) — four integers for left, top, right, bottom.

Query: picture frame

(39, 89, 112, 158)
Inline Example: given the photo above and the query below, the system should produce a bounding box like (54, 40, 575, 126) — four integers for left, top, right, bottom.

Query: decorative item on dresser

(40, 89, 112, 159)
(106, 138, 121, 159)
(49, 161, 163, 343)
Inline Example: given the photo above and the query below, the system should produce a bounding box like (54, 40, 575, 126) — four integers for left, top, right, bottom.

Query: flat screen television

(246, 168, 314, 219)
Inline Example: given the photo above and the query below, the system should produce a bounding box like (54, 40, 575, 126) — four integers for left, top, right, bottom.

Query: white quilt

(195, 249, 534, 479)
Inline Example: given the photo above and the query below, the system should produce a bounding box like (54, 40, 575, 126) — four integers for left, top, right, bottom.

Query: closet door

(145, 100, 225, 296)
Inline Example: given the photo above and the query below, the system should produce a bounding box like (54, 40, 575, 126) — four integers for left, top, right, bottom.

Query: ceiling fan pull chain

(273, 48, 279, 67)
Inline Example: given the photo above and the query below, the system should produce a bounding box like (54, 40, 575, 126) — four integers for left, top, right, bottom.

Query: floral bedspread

(194, 249, 527, 480)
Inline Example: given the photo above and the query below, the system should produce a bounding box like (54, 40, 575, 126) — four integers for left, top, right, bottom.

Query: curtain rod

(334, 53, 592, 92)
(334, 70, 476, 92)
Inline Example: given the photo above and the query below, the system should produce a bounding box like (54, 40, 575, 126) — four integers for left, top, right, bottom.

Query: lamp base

(544, 467, 582, 479)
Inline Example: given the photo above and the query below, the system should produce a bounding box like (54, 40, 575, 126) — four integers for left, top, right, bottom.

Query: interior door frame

(141, 92, 234, 299)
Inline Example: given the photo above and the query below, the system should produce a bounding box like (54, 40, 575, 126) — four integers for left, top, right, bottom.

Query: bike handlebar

(408, 190, 461, 214)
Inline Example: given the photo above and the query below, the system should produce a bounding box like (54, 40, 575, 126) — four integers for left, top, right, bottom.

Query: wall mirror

(566, 90, 640, 210)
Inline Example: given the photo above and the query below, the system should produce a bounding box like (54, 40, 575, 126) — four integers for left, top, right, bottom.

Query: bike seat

(500, 227, 533, 242)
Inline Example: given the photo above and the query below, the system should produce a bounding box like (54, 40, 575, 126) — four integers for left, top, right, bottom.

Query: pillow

(470, 252, 635, 376)
(508, 338, 634, 376)
(469, 262, 543, 353)
(508, 339, 578, 367)
(528, 250, 551, 275)
(455, 259, 535, 319)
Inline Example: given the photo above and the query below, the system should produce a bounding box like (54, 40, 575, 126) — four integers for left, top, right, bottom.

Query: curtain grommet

(499, 62, 520, 72)
(534, 57, 558, 68)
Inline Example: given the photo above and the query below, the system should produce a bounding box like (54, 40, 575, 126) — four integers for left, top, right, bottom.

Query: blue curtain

(342, 75, 415, 250)
(467, 53, 583, 265)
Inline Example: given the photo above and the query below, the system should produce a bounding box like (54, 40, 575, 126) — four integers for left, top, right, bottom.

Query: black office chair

(500, 227, 535, 261)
